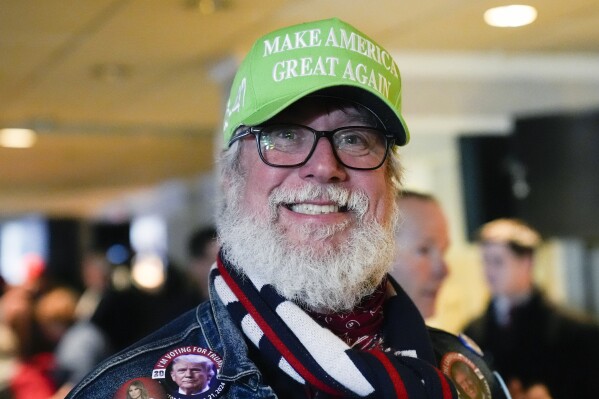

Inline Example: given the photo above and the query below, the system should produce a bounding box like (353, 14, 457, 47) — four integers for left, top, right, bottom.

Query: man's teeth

(290, 203, 340, 215)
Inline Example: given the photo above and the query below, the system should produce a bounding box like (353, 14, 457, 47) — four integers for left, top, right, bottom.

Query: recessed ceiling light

(184, 0, 229, 14)
(0, 128, 37, 148)
(484, 5, 538, 28)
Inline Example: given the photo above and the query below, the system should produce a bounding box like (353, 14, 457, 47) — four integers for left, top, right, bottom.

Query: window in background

(0, 215, 47, 285)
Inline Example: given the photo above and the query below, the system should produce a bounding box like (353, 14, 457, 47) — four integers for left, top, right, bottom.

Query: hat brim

(241, 84, 409, 146)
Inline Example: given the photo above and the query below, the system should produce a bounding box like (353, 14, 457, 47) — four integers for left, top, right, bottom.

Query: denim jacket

(66, 280, 278, 399)
(66, 278, 509, 399)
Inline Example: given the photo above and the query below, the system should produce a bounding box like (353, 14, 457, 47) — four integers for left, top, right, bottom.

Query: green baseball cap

(222, 17, 410, 147)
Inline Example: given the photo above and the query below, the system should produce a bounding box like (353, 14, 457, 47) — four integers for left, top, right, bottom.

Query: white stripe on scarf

(276, 301, 374, 396)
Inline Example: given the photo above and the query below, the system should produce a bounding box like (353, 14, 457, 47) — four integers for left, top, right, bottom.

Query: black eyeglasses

(228, 124, 395, 170)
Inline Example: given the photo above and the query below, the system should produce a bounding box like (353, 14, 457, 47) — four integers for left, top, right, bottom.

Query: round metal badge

(151, 346, 228, 398)
(440, 352, 492, 399)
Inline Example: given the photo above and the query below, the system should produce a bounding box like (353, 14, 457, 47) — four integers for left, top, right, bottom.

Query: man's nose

(298, 137, 347, 183)
(432, 252, 449, 279)
(436, 259, 449, 279)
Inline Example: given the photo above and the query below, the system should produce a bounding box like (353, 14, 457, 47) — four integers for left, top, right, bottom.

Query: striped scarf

(212, 255, 457, 398)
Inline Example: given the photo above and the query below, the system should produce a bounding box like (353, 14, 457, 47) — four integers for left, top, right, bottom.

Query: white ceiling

(2, 0, 599, 217)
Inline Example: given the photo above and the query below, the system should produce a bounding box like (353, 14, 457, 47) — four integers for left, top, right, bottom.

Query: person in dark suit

(463, 218, 599, 399)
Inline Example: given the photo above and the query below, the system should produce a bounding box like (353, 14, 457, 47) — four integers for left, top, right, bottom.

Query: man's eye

(340, 133, 366, 146)
(260, 135, 275, 150)
(275, 129, 299, 141)
(336, 130, 371, 150)
(268, 128, 308, 151)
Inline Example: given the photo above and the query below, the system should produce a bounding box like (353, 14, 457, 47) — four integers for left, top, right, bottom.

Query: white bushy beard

(217, 175, 398, 313)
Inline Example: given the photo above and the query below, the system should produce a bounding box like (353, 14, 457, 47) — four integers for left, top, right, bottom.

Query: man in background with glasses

(66, 18, 509, 399)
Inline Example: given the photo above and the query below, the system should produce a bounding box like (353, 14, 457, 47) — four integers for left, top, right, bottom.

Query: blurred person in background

(73, 251, 112, 321)
(91, 254, 198, 352)
(390, 190, 449, 319)
(33, 286, 79, 353)
(463, 218, 599, 399)
(0, 285, 57, 398)
(0, 322, 17, 398)
(49, 255, 114, 399)
(186, 226, 218, 302)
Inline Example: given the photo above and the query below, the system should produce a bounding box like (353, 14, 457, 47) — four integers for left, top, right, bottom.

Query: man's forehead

(398, 201, 434, 227)
(481, 243, 515, 259)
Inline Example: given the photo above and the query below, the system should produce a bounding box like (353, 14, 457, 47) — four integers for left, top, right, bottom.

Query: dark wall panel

(459, 135, 515, 241)
(513, 111, 599, 240)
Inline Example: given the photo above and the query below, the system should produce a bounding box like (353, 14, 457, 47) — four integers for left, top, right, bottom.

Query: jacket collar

(197, 269, 262, 389)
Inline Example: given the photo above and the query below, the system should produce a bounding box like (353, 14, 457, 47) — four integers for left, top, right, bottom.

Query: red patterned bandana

(309, 277, 387, 350)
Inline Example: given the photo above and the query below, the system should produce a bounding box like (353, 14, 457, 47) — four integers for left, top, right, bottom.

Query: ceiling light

(0, 128, 38, 148)
(184, 0, 229, 14)
(131, 253, 165, 292)
(484, 5, 537, 28)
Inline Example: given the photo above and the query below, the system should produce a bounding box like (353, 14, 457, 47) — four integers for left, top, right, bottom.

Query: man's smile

(287, 202, 349, 215)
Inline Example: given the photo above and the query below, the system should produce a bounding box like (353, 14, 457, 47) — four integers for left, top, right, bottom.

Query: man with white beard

(66, 18, 510, 399)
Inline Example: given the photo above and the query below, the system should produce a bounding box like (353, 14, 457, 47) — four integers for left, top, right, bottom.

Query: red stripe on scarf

(217, 259, 343, 397)
(370, 350, 408, 398)
(435, 368, 455, 399)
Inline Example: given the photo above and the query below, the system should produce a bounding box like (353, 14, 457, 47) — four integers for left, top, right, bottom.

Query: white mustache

(268, 183, 369, 220)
